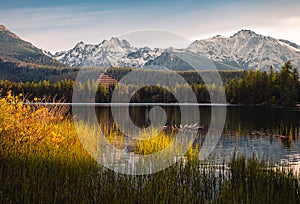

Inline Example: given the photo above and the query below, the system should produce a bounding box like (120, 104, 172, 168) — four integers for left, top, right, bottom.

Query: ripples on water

(77, 105, 300, 164)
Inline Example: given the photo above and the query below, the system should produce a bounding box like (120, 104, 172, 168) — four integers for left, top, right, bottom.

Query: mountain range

(53, 37, 163, 68)
(51, 29, 300, 71)
(187, 30, 300, 71)
(1, 24, 300, 72)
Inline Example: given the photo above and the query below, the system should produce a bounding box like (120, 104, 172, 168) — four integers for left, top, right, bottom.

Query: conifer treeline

(226, 61, 300, 106)
(0, 62, 299, 106)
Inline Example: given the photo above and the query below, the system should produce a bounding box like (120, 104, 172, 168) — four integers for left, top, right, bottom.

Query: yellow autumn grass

(134, 128, 174, 155)
(0, 92, 91, 162)
(0, 91, 197, 162)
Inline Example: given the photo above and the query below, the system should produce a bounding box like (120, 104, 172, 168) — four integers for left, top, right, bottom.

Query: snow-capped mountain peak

(101, 37, 131, 51)
(53, 37, 162, 67)
(187, 29, 300, 71)
(53, 30, 300, 71)
(232, 29, 258, 37)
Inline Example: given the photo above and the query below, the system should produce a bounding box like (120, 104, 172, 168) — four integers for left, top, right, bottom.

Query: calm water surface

(93, 105, 300, 163)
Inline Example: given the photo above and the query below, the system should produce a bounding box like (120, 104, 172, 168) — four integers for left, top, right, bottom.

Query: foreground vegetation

(0, 93, 300, 203)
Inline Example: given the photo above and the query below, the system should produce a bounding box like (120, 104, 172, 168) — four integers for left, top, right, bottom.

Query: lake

(91, 105, 300, 164)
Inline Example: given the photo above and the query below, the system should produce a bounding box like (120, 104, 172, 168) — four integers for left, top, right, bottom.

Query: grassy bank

(0, 93, 299, 203)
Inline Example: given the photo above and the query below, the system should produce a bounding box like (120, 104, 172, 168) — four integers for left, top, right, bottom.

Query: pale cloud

(282, 17, 300, 25)
(1, 1, 300, 53)
(0, 6, 135, 52)
(182, 2, 300, 44)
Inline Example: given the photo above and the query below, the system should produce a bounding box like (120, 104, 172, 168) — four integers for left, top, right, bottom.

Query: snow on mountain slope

(278, 39, 300, 52)
(53, 30, 300, 71)
(187, 30, 300, 71)
(53, 37, 162, 67)
(277, 40, 300, 53)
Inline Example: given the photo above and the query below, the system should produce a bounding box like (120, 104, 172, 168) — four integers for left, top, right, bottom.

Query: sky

(0, 0, 300, 53)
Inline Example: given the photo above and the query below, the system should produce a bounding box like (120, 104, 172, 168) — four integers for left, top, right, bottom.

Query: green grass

(1, 151, 299, 203)
(0, 93, 300, 203)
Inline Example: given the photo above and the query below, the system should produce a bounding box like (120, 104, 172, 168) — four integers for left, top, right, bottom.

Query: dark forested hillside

(0, 60, 78, 82)
(0, 25, 64, 67)
(106, 67, 244, 84)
